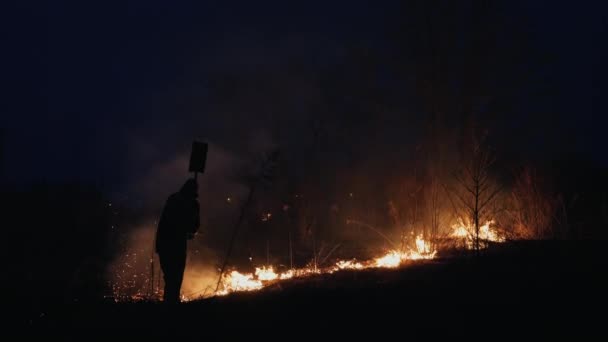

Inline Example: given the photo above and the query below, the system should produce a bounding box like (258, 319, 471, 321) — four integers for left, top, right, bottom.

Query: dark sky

(3, 1, 607, 203)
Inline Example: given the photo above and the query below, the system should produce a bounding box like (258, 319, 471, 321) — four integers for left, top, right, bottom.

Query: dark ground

(27, 240, 608, 338)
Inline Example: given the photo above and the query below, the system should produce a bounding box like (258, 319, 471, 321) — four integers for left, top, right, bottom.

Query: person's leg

(159, 250, 187, 303)
(159, 253, 179, 303)
(173, 249, 187, 301)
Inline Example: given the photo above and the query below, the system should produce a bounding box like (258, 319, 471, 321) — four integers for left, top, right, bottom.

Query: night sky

(3, 1, 607, 204)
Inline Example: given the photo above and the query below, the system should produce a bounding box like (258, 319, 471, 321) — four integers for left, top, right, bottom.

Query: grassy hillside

(30, 240, 607, 338)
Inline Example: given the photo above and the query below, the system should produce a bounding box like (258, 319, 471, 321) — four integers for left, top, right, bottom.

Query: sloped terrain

(30, 241, 608, 338)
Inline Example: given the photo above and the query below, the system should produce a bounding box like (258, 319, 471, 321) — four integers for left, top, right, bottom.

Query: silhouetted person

(156, 178, 200, 303)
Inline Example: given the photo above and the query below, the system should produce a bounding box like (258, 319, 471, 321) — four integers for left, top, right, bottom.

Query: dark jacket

(155, 181, 200, 254)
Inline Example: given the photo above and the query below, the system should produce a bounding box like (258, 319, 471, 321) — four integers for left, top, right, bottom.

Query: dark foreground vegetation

(29, 240, 607, 338)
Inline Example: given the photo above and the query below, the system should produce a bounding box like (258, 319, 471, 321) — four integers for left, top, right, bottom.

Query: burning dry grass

(111, 220, 505, 302)
(204, 222, 505, 299)
(450, 219, 505, 249)
(211, 234, 436, 298)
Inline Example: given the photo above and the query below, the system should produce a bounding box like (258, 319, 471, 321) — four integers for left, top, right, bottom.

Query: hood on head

(180, 178, 198, 199)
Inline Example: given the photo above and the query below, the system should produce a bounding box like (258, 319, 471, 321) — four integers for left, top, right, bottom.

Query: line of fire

(107, 134, 589, 302)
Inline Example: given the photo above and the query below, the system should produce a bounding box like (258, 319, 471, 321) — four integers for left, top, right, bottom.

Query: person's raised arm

(188, 200, 200, 239)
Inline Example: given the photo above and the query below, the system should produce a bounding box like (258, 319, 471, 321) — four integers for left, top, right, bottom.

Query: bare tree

(450, 130, 502, 253)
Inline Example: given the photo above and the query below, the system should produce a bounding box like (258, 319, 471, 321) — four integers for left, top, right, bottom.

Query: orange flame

(210, 234, 436, 298)
(450, 219, 505, 248)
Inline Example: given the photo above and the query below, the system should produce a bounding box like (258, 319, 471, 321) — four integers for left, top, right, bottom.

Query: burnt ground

(25, 240, 608, 338)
